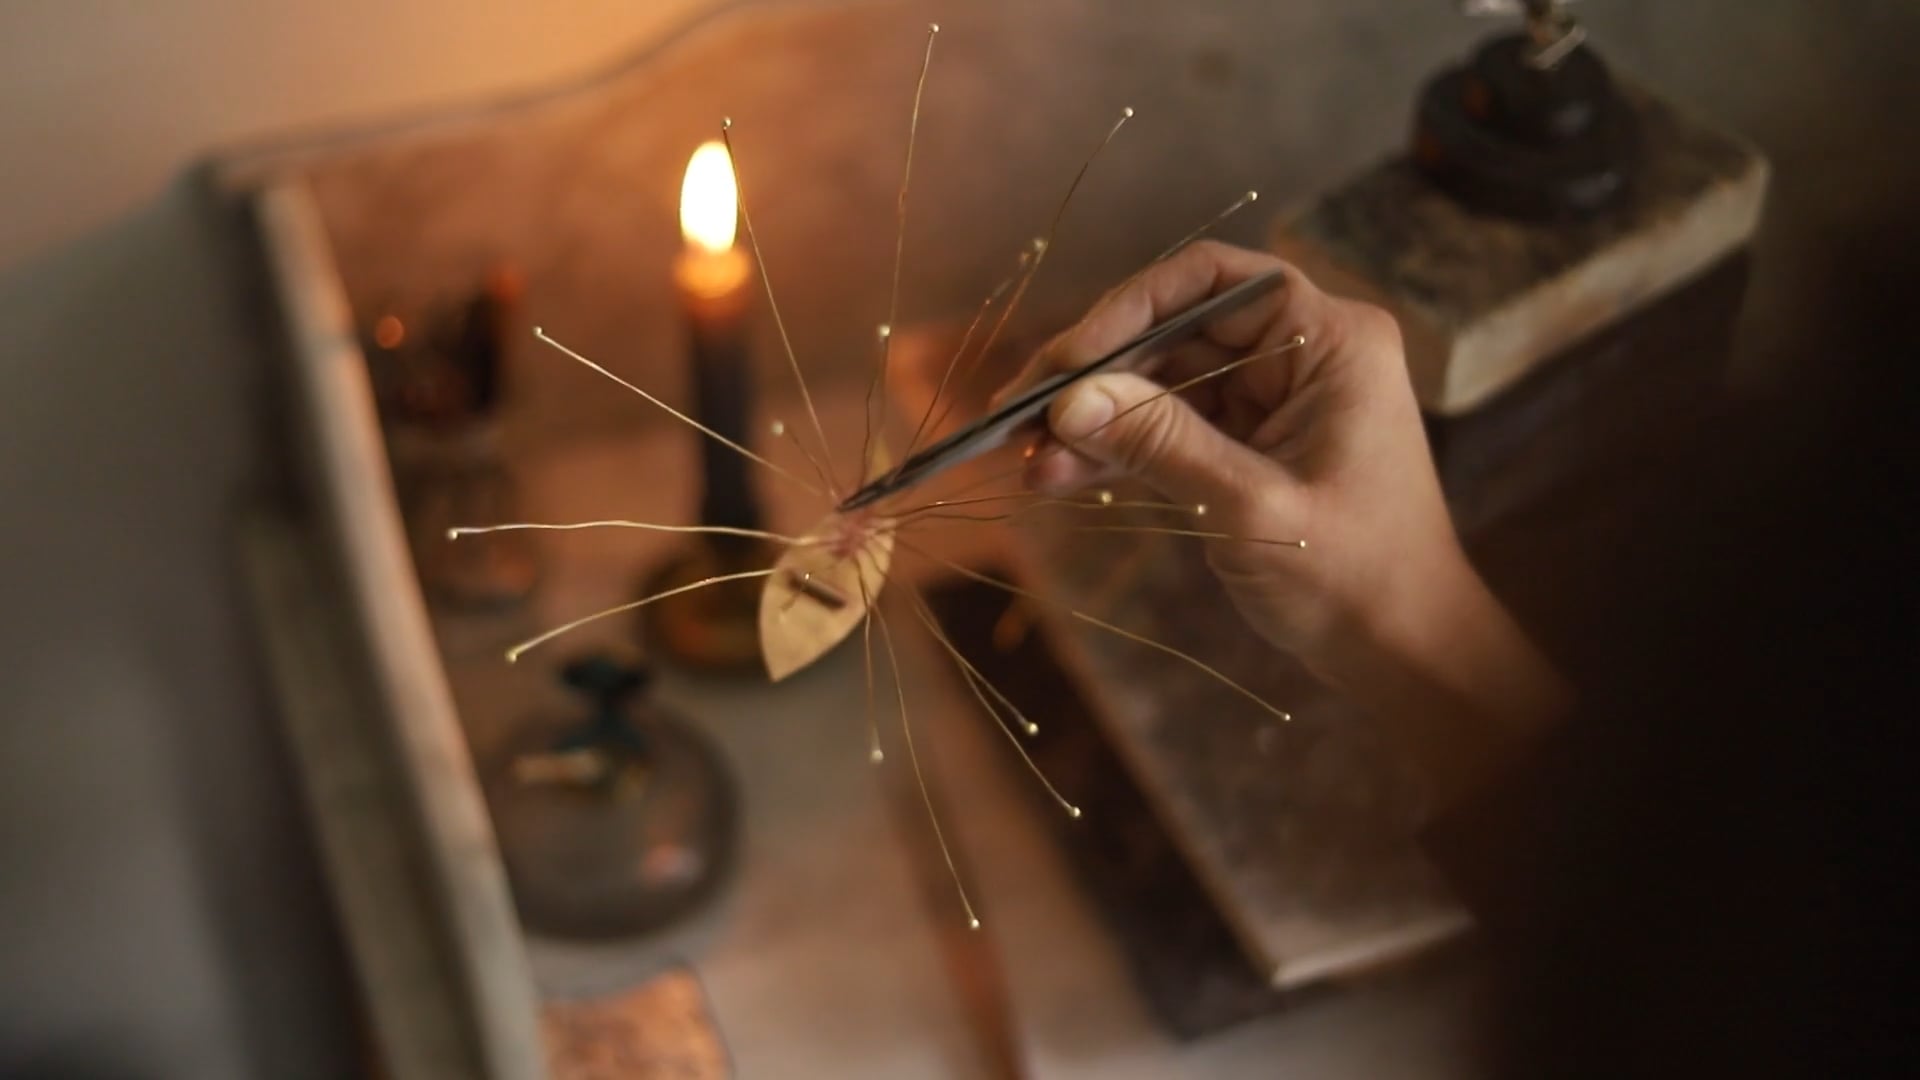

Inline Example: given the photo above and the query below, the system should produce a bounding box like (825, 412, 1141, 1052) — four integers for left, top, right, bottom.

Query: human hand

(1014, 241, 1568, 805)
(1017, 240, 1456, 674)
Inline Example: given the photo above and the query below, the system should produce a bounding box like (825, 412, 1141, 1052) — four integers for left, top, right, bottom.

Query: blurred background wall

(0, 3, 718, 1077)
(0, 0, 720, 270)
(1, 2, 1915, 1078)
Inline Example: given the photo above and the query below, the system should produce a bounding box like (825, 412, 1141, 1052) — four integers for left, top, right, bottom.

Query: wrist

(1314, 544, 1571, 813)
(1312, 540, 1477, 696)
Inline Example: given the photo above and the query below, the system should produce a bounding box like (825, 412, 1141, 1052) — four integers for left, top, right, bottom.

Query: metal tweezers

(838, 267, 1286, 511)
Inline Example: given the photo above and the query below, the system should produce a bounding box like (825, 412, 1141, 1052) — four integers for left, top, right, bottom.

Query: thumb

(1040, 373, 1275, 515)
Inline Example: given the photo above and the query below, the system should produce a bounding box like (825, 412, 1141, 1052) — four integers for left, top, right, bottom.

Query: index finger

(1051, 240, 1290, 367)
(997, 241, 1303, 407)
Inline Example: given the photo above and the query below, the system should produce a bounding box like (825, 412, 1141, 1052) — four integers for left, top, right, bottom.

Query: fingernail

(1053, 388, 1115, 441)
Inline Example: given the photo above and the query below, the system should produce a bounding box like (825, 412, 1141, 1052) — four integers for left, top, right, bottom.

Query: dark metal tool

(838, 268, 1287, 511)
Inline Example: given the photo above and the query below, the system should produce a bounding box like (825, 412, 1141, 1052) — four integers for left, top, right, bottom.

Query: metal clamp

(1459, 0, 1587, 70)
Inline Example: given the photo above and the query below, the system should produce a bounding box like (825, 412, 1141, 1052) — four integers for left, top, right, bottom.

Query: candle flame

(680, 140, 738, 254)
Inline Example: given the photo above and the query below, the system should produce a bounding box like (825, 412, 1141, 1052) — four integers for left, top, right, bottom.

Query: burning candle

(673, 140, 761, 540)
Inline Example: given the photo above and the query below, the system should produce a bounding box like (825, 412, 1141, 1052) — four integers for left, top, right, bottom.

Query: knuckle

(1318, 297, 1401, 366)
(1361, 303, 1404, 351)
(1348, 300, 1403, 353)
(1271, 255, 1317, 294)
(1184, 237, 1236, 263)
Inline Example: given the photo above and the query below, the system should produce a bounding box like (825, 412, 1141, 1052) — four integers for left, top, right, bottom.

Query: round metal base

(484, 718, 739, 940)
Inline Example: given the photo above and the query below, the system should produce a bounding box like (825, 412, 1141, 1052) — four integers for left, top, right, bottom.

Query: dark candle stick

(673, 245, 761, 548)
